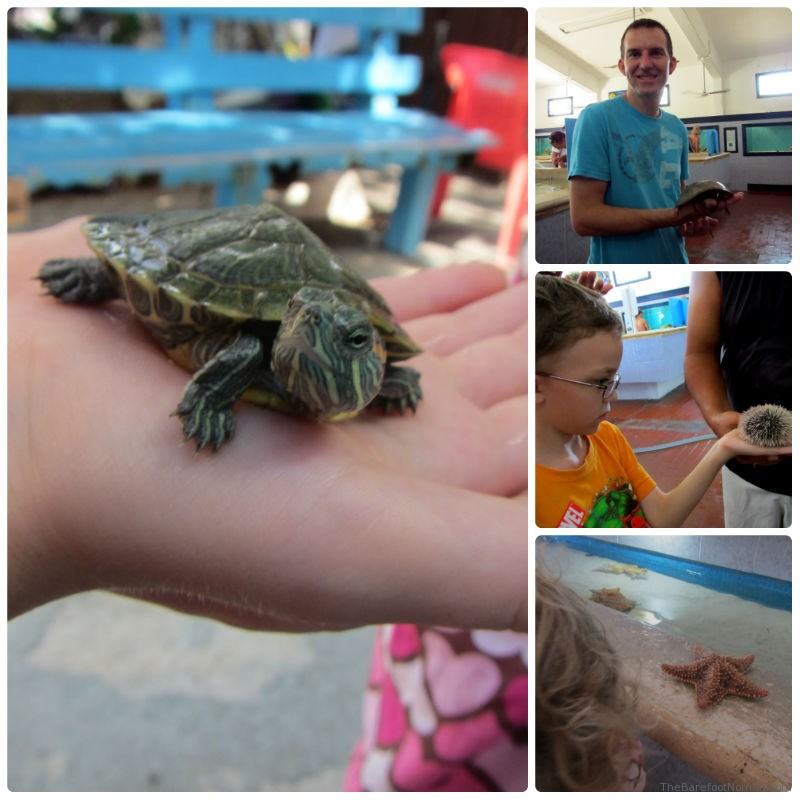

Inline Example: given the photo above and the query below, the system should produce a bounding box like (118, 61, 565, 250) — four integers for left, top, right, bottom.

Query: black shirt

(718, 272, 791, 496)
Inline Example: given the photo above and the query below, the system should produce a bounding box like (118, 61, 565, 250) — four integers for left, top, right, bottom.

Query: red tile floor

(685, 190, 791, 264)
(609, 385, 724, 527)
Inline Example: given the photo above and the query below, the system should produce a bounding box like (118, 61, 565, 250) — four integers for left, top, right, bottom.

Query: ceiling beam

(666, 7, 722, 79)
(535, 28, 608, 94)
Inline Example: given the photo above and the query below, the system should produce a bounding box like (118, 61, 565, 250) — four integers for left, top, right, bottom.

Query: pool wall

(537, 535, 790, 611)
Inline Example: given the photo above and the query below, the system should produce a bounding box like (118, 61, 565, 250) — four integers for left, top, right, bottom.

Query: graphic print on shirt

(659, 127, 684, 193)
(585, 479, 650, 527)
(610, 129, 661, 182)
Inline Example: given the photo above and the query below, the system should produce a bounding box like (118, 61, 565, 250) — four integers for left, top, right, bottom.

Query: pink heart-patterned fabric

(345, 624, 527, 791)
(423, 629, 502, 716)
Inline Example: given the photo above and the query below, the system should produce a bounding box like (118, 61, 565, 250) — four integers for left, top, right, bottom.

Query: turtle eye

(346, 328, 371, 350)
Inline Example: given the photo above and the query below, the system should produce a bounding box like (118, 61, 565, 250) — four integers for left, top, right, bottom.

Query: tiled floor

(610, 385, 724, 528)
(685, 191, 791, 264)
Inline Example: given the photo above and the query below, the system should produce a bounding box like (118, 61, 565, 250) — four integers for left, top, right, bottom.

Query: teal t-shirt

(568, 95, 690, 264)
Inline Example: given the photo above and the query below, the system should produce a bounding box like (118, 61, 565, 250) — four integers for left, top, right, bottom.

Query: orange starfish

(661, 646, 769, 709)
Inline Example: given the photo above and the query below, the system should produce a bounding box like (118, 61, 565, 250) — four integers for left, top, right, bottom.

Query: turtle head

(272, 287, 386, 419)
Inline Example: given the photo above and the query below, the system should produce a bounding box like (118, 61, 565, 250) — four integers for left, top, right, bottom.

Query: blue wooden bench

(8, 8, 493, 255)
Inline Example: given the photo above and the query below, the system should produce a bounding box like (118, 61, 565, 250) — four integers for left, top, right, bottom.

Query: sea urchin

(738, 404, 792, 448)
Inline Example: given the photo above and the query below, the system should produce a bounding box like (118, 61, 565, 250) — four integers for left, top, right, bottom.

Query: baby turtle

(38, 204, 423, 450)
(675, 180, 735, 216)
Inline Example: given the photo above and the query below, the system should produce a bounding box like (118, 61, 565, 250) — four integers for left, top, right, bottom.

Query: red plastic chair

(430, 44, 528, 268)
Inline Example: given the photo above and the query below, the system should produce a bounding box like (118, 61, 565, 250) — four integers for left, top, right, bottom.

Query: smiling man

(568, 18, 741, 264)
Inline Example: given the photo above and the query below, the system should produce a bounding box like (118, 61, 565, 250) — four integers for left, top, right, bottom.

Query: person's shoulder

(661, 108, 689, 133)
(592, 421, 636, 454)
(595, 420, 623, 438)
(580, 97, 620, 122)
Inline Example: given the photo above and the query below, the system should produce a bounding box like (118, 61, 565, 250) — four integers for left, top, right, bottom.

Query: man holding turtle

(568, 18, 743, 263)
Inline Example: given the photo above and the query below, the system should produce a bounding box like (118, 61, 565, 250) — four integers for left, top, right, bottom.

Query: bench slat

(133, 7, 423, 32)
(8, 42, 421, 95)
(9, 109, 491, 180)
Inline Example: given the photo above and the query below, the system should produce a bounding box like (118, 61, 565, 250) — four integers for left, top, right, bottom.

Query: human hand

(574, 270, 613, 295)
(676, 192, 745, 234)
(9, 218, 527, 633)
(556, 271, 613, 295)
(715, 427, 792, 463)
(710, 410, 788, 465)
(677, 216, 719, 238)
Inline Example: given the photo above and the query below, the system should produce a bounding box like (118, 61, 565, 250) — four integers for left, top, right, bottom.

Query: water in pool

(536, 540, 791, 680)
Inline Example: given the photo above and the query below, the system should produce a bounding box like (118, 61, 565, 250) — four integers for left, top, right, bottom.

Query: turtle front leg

(38, 258, 120, 303)
(370, 364, 423, 414)
(174, 332, 263, 451)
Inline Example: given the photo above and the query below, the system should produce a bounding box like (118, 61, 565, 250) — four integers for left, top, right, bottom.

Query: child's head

(536, 274, 624, 435)
(536, 567, 640, 790)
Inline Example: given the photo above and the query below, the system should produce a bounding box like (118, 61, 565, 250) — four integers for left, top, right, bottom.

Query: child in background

(536, 566, 646, 791)
(550, 130, 567, 167)
(535, 274, 791, 527)
(344, 623, 527, 790)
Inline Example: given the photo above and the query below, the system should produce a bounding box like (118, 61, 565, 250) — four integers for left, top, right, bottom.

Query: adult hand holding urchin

(738, 404, 792, 448)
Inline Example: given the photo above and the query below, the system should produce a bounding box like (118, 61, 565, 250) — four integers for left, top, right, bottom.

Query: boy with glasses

(535, 274, 790, 527)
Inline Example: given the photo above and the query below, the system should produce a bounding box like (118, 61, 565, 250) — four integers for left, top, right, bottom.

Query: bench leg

(384, 162, 439, 256)
(215, 164, 269, 207)
(496, 154, 528, 265)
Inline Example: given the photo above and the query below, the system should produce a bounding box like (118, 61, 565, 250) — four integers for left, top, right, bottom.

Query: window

(742, 123, 791, 155)
(756, 70, 792, 98)
(659, 84, 670, 107)
(535, 136, 551, 156)
(548, 96, 573, 116)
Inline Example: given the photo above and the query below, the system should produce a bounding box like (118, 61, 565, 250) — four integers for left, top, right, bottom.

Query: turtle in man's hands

(38, 204, 423, 450)
(676, 180, 735, 216)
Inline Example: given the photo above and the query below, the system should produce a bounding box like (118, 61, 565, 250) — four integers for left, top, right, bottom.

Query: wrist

(8, 453, 94, 619)
(707, 438, 734, 468)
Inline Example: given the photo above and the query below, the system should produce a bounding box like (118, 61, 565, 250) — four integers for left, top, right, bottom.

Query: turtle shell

(676, 180, 734, 209)
(82, 204, 417, 359)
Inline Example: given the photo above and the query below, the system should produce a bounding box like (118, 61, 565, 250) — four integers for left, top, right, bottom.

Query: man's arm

(569, 176, 685, 236)
(684, 272, 738, 436)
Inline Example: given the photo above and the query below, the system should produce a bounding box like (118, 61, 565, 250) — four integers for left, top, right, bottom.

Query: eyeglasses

(537, 372, 621, 401)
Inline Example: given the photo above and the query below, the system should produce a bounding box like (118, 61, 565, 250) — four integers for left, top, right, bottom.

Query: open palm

(9, 218, 527, 634)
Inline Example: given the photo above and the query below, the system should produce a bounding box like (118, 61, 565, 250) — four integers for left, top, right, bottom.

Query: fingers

(373, 262, 508, 322)
(406, 281, 527, 357)
(448, 322, 527, 408)
(482, 395, 528, 496)
(680, 217, 719, 237)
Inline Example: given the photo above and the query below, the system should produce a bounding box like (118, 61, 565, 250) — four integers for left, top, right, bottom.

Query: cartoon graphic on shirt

(584, 480, 650, 528)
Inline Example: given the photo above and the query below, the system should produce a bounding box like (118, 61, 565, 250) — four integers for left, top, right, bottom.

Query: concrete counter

(588, 602, 790, 791)
(687, 152, 732, 186)
(534, 168, 588, 263)
(619, 326, 687, 400)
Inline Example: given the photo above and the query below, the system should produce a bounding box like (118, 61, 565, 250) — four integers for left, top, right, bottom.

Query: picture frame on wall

(724, 126, 739, 153)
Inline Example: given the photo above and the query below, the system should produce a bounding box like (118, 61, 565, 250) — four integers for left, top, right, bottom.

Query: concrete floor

(8, 167, 525, 791)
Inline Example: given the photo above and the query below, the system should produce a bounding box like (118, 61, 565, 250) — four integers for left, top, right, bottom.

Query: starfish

(661, 646, 769, 709)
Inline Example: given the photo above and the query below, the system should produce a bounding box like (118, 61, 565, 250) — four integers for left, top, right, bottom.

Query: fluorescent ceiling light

(559, 8, 650, 34)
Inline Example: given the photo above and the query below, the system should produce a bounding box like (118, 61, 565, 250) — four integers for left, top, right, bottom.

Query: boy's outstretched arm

(639, 430, 791, 527)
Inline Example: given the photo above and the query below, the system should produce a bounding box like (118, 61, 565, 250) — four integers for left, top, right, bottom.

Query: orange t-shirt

(536, 421, 656, 528)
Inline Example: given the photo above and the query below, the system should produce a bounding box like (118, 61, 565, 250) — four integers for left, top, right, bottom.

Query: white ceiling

(535, 7, 791, 88)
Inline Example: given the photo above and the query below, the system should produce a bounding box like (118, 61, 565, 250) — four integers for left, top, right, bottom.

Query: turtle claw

(174, 385, 236, 451)
(37, 258, 119, 303)
(370, 365, 422, 415)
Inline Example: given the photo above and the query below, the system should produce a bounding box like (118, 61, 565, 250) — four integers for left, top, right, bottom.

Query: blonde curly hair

(536, 566, 642, 790)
